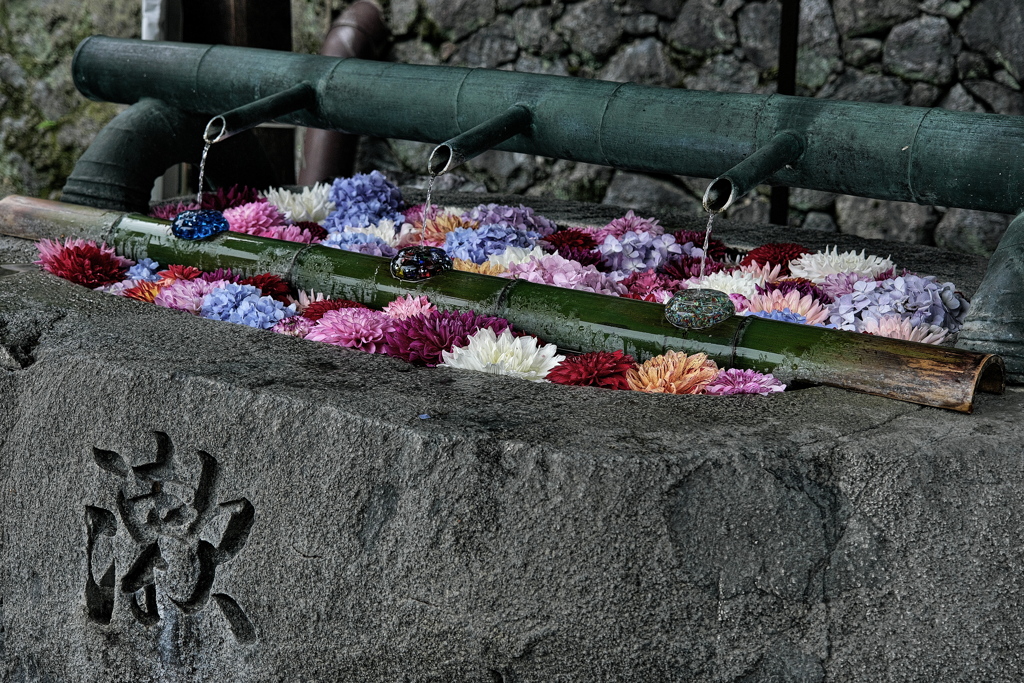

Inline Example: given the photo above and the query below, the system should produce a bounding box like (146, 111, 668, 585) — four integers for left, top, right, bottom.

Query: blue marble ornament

(390, 246, 453, 282)
(665, 288, 735, 330)
(171, 209, 230, 241)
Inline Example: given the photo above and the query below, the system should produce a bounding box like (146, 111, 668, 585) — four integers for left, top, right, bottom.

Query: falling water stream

(195, 140, 212, 205)
(697, 211, 716, 284)
(424, 172, 436, 219)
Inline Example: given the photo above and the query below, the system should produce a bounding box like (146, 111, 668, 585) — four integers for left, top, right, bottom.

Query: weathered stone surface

(665, 0, 738, 57)
(684, 54, 761, 93)
(994, 69, 1022, 90)
(737, 1, 781, 71)
(883, 16, 956, 85)
(555, 0, 624, 60)
(599, 38, 681, 86)
(526, 160, 614, 203)
(832, 0, 918, 38)
(842, 38, 883, 68)
(818, 69, 909, 104)
(390, 40, 442, 66)
(512, 6, 557, 54)
(625, 0, 684, 19)
(940, 83, 985, 112)
(790, 188, 837, 212)
(724, 192, 771, 225)
(835, 195, 939, 243)
(464, 149, 540, 194)
(448, 16, 519, 68)
(919, 0, 970, 19)
(622, 12, 660, 36)
(801, 210, 839, 232)
(390, 0, 420, 35)
(513, 54, 571, 76)
(957, 50, 992, 82)
(935, 208, 1013, 256)
(960, 0, 1024, 82)
(908, 82, 941, 107)
(601, 171, 702, 215)
(424, 0, 497, 41)
(964, 79, 1024, 115)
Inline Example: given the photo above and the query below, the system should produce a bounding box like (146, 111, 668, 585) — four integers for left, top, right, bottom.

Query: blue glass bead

(390, 246, 453, 282)
(171, 209, 230, 241)
(665, 288, 735, 330)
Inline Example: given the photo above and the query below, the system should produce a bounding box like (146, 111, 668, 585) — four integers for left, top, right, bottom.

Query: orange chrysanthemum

(625, 351, 718, 394)
(124, 281, 161, 303)
(421, 213, 478, 246)
(453, 258, 508, 276)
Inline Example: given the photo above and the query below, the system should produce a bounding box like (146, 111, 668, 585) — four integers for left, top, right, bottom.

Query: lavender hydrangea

(323, 170, 404, 232)
(748, 309, 809, 324)
(461, 203, 557, 237)
(828, 274, 969, 332)
(126, 258, 161, 282)
(200, 282, 297, 329)
(597, 230, 682, 273)
(444, 224, 540, 264)
(321, 231, 398, 258)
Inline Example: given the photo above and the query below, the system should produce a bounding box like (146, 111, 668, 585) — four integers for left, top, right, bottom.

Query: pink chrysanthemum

(306, 308, 395, 353)
(255, 223, 321, 244)
(860, 313, 948, 345)
(660, 254, 733, 280)
(153, 278, 231, 313)
(739, 261, 783, 284)
(583, 211, 664, 244)
(384, 295, 436, 320)
(271, 316, 315, 338)
(35, 238, 133, 289)
(385, 309, 513, 367)
(757, 278, 827, 304)
(729, 292, 750, 313)
(149, 201, 200, 220)
(287, 290, 326, 313)
(223, 202, 290, 237)
(744, 289, 830, 326)
(505, 253, 625, 296)
(547, 350, 636, 390)
(620, 270, 685, 303)
(703, 368, 786, 395)
(302, 298, 368, 322)
(201, 184, 265, 211)
(200, 268, 241, 283)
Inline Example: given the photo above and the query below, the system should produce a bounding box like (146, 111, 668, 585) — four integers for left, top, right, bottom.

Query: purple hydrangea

(443, 223, 540, 264)
(200, 282, 297, 329)
(461, 203, 557, 237)
(597, 230, 682, 273)
(323, 170, 405, 232)
(828, 274, 969, 332)
(126, 258, 161, 282)
(321, 231, 398, 258)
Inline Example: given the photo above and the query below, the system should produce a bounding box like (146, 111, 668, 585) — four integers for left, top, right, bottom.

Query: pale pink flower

(384, 295, 436, 320)
(859, 313, 948, 344)
(305, 308, 396, 353)
(152, 278, 231, 313)
(744, 289, 830, 326)
(271, 316, 315, 338)
(505, 253, 626, 296)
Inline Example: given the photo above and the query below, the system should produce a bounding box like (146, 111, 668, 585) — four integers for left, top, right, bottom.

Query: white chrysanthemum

(789, 247, 894, 284)
(694, 270, 761, 300)
(440, 328, 565, 382)
(263, 183, 335, 223)
(859, 312, 948, 345)
(739, 261, 783, 284)
(349, 219, 402, 247)
(487, 245, 547, 269)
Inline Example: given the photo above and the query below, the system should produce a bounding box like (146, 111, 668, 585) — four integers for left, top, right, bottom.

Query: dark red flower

(157, 264, 203, 282)
(35, 238, 131, 289)
(201, 184, 266, 211)
(200, 267, 241, 283)
(672, 230, 729, 261)
(124, 281, 161, 303)
(660, 255, 733, 280)
(149, 201, 199, 220)
(542, 229, 598, 253)
(548, 350, 636, 390)
(295, 221, 328, 241)
(620, 270, 685, 302)
(756, 277, 828, 303)
(302, 298, 368, 322)
(740, 242, 810, 276)
(558, 245, 607, 270)
(384, 310, 513, 366)
(239, 273, 292, 303)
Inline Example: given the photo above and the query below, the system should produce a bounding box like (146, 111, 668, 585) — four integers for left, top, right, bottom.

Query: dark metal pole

(769, 0, 801, 225)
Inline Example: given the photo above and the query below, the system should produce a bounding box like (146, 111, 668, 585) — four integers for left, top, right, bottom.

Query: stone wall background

(2, 0, 1022, 255)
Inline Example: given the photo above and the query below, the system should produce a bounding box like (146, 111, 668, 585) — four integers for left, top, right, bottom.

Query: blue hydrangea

(748, 309, 810, 325)
(597, 231, 682, 273)
(126, 258, 161, 282)
(200, 283, 297, 329)
(443, 223, 540, 264)
(323, 170, 405, 232)
(828, 274, 969, 332)
(461, 203, 557, 237)
(320, 231, 398, 258)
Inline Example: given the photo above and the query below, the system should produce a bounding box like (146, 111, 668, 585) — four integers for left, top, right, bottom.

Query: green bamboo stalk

(0, 196, 1003, 412)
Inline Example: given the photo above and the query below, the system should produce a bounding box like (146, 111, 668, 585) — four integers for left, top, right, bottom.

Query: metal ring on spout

(428, 144, 464, 176)
(204, 116, 228, 144)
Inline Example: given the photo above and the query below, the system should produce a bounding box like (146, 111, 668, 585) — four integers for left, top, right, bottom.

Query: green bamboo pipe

(71, 36, 1024, 215)
(0, 196, 1004, 412)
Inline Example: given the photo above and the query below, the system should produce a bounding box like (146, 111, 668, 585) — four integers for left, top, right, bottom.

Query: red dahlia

(124, 281, 161, 303)
(302, 298, 368, 322)
(201, 184, 265, 211)
(295, 221, 328, 241)
(35, 238, 132, 289)
(157, 264, 203, 282)
(660, 255, 733, 280)
(547, 350, 636, 390)
(239, 273, 292, 303)
(740, 242, 810, 276)
(542, 229, 598, 253)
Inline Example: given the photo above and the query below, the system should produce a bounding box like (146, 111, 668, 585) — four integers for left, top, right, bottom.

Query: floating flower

(756, 278, 827, 303)
(789, 247, 894, 284)
(462, 203, 557, 237)
(672, 230, 729, 261)
(454, 258, 509, 276)
(583, 211, 664, 244)
(819, 271, 872, 301)
(486, 245, 547, 269)
(202, 184, 265, 211)
(385, 309, 513, 366)
(729, 292, 750, 313)
(239, 273, 291, 303)
(626, 351, 718, 394)
(403, 203, 439, 231)
(740, 242, 810, 275)
(505, 253, 626, 296)
(200, 267, 241, 283)
(35, 238, 133, 289)
(542, 229, 598, 253)
(124, 281, 161, 303)
(556, 245, 606, 270)
(200, 282, 296, 329)
(348, 219, 402, 247)
(440, 327, 564, 381)
(223, 201, 291, 236)
(422, 212, 478, 246)
(696, 270, 762, 300)
(859, 312, 948, 344)
(323, 170, 404, 231)
(320, 230, 397, 257)
(744, 289, 829, 326)
(156, 264, 203, 285)
(739, 261, 783, 284)
(598, 230, 681, 273)
(263, 183, 335, 223)
(306, 308, 395, 353)
(828, 274, 968, 332)
(384, 295, 436, 320)
(253, 223, 321, 244)
(747, 309, 809, 324)
(96, 279, 143, 296)
(150, 201, 199, 220)
(295, 221, 329, 242)
(287, 289, 326, 314)
(126, 257, 161, 282)
(444, 224, 539, 264)
(621, 270, 685, 303)
(547, 350, 636, 390)
(153, 278, 230, 314)
(660, 254, 732, 280)
(703, 368, 786, 395)
(271, 315, 314, 338)
(302, 298, 368, 322)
